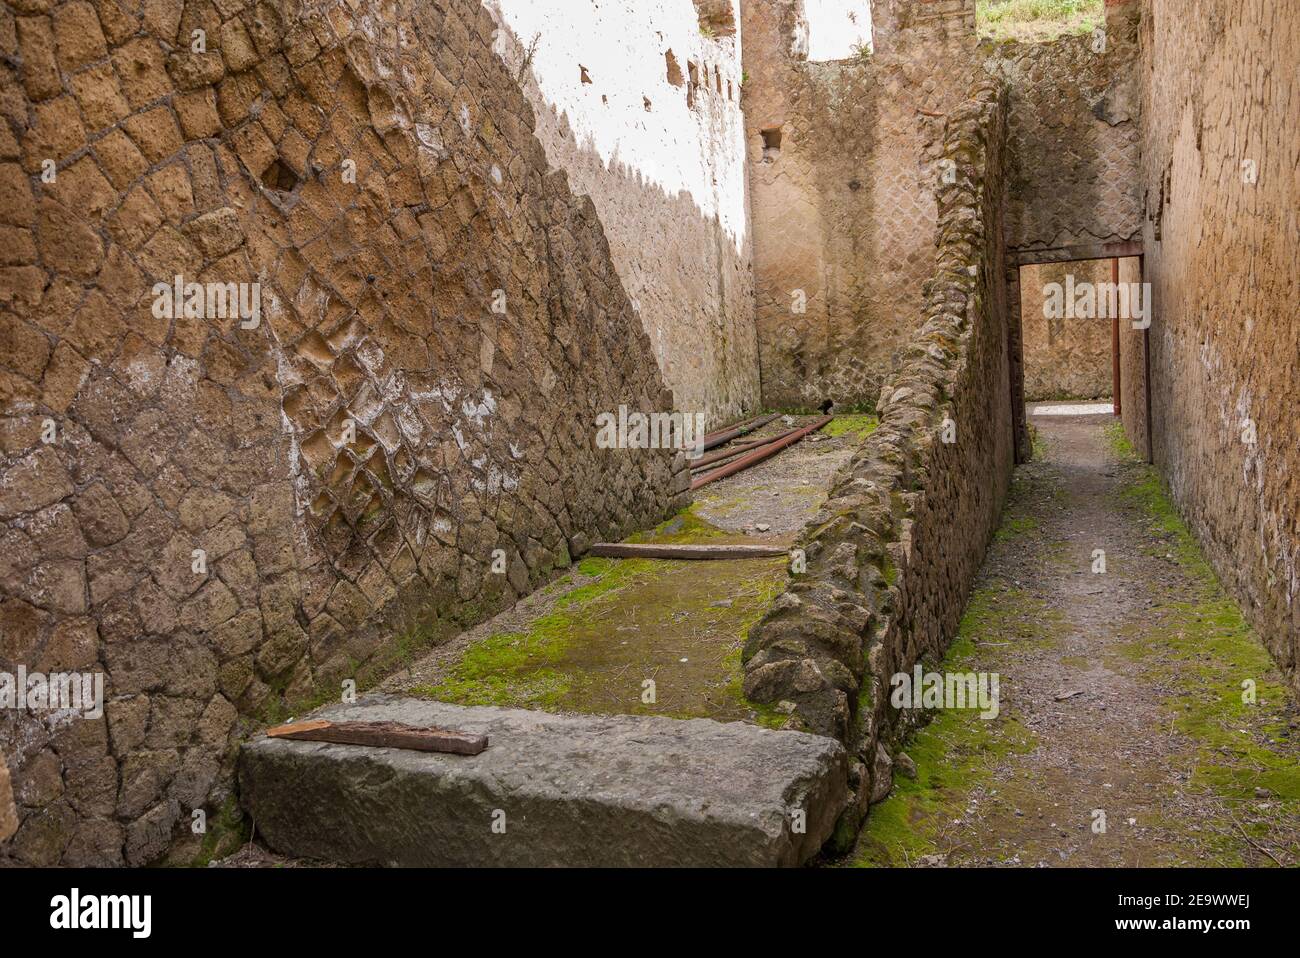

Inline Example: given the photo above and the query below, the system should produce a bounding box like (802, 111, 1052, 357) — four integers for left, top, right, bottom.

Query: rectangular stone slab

(239, 696, 848, 867)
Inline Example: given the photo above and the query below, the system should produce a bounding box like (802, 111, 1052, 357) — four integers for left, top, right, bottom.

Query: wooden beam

(1111, 257, 1121, 417)
(266, 719, 489, 756)
(1008, 239, 1143, 268)
(691, 415, 833, 490)
(588, 542, 787, 560)
(690, 424, 803, 471)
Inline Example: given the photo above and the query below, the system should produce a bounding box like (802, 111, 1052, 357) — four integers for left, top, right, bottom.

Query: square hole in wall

(761, 127, 783, 161)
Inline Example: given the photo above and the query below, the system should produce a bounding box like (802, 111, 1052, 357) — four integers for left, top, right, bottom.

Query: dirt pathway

(854, 405, 1300, 868)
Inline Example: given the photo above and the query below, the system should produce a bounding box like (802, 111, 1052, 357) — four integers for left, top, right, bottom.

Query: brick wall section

(742, 0, 979, 411)
(742, 78, 1012, 841)
(0, 0, 687, 864)
(984, 4, 1140, 430)
(1133, 0, 1299, 691)
(743, 0, 1138, 415)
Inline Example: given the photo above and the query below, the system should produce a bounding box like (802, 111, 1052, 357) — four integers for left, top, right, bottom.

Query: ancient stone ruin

(1, 0, 1295, 869)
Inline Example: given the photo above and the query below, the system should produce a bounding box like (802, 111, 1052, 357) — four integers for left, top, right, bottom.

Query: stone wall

(484, 0, 759, 425)
(984, 8, 1141, 257)
(1133, 0, 1299, 690)
(0, 0, 687, 864)
(741, 0, 979, 411)
(742, 78, 1012, 841)
(1018, 258, 1113, 401)
(982, 2, 1140, 416)
(741, 0, 1138, 415)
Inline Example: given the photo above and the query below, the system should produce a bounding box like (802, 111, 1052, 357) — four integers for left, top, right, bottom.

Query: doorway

(1010, 253, 1151, 462)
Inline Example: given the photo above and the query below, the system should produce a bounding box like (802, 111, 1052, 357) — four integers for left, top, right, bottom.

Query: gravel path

(855, 405, 1300, 868)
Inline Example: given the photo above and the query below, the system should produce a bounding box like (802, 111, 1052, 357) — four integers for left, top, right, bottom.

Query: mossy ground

(852, 586, 1058, 866)
(1104, 422, 1300, 859)
(412, 508, 790, 723)
(823, 414, 879, 440)
(854, 412, 1298, 867)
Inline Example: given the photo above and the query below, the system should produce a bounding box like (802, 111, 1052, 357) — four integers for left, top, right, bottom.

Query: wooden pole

(588, 543, 788, 560)
(689, 423, 803, 471)
(266, 720, 489, 755)
(1112, 256, 1122, 417)
(691, 415, 833, 490)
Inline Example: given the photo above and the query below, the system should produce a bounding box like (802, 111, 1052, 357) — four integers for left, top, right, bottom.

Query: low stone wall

(742, 77, 1013, 842)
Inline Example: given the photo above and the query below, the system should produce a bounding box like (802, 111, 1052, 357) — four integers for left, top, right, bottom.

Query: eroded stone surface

(239, 695, 848, 866)
(0, 757, 17, 843)
(1132, 0, 1299, 694)
(0, 0, 686, 866)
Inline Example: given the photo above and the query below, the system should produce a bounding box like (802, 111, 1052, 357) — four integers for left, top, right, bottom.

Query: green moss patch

(853, 622, 1036, 867)
(993, 515, 1039, 542)
(1105, 420, 1300, 860)
(824, 414, 879, 440)
(854, 535, 1067, 866)
(416, 510, 791, 723)
(190, 797, 251, 867)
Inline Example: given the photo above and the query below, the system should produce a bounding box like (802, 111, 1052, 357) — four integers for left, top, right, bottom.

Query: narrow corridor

(855, 405, 1300, 867)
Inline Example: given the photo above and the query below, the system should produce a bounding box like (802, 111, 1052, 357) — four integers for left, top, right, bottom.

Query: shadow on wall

(487, 3, 761, 425)
(0, 0, 687, 866)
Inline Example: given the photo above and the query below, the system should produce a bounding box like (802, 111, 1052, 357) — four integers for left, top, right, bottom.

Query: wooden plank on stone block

(589, 542, 787, 560)
(266, 719, 488, 755)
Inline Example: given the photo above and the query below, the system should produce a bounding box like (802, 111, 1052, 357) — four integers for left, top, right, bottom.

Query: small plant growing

(517, 31, 540, 83)
(851, 41, 873, 62)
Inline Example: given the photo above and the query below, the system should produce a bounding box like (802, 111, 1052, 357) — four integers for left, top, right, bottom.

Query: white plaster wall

(487, 0, 749, 248)
(805, 0, 874, 61)
(484, 0, 761, 422)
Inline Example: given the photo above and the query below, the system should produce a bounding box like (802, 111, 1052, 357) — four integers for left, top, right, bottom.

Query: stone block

(241, 696, 848, 867)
